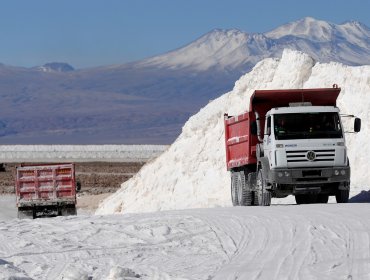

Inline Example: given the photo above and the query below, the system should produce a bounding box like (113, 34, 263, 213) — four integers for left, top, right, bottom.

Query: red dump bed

(224, 111, 259, 170)
(224, 87, 341, 170)
(16, 163, 76, 207)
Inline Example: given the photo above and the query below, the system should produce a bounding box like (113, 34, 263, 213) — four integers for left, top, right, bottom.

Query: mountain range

(1, 17, 370, 144)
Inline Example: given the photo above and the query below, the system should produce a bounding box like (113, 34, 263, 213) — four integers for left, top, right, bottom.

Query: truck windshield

(273, 112, 343, 140)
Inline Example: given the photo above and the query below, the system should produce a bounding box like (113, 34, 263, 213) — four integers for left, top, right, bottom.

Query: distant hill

(0, 17, 369, 144)
(36, 62, 75, 73)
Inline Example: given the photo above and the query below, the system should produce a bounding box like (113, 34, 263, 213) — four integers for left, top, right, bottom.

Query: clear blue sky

(1, 0, 369, 69)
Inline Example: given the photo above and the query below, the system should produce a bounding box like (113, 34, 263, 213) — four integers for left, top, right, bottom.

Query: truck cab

(260, 105, 351, 203)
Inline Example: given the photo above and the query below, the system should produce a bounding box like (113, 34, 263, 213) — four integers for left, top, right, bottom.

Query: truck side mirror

(354, 118, 361, 133)
(251, 121, 257, 135)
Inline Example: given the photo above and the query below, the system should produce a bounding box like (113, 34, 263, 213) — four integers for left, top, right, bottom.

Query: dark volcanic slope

(0, 64, 236, 144)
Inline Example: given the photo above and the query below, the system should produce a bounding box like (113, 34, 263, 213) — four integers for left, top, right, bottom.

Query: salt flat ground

(1, 198, 370, 280)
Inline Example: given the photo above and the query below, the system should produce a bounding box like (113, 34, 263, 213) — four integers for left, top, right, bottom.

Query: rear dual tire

(231, 169, 271, 207)
(17, 208, 35, 219)
(231, 171, 253, 206)
(231, 172, 239, 206)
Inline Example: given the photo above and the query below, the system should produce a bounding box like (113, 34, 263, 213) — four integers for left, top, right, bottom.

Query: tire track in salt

(197, 204, 370, 280)
(2, 204, 370, 279)
(2, 213, 229, 279)
(201, 207, 313, 280)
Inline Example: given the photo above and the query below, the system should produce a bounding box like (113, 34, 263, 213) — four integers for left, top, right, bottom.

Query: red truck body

(224, 87, 341, 170)
(16, 163, 77, 218)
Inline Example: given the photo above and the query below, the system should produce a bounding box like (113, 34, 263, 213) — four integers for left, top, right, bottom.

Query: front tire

(256, 170, 271, 206)
(336, 189, 349, 203)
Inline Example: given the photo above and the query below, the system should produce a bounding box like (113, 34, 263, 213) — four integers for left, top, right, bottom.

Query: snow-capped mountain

(266, 17, 370, 44)
(140, 17, 370, 72)
(0, 17, 369, 144)
(36, 62, 75, 73)
(139, 29, 256, 71)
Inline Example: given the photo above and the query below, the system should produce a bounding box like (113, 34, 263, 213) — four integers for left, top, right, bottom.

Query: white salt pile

(96, 49, 370, 215)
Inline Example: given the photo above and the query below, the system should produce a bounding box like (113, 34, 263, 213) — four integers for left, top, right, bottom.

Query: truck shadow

(349, 190, 370, 203)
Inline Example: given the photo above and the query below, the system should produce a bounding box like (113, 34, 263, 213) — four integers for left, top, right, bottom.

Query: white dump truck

(224, 85, 361, 206)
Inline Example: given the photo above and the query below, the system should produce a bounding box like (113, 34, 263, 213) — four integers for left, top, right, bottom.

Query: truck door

(263, 115, 273, 166)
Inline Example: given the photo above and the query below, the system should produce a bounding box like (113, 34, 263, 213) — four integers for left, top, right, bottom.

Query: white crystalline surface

(97, 49, 370, 215)
(2, 205, 370, 279)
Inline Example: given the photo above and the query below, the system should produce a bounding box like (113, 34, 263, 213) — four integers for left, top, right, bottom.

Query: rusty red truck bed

(15, 163, 77, 218)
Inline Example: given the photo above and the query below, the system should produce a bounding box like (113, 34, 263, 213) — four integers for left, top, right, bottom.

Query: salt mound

(96, 49, 370, 215)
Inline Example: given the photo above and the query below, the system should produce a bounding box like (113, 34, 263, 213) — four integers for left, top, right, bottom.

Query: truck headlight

(334, 170, 340, 176)
(284, 171, 290, 177)
(340, 170, 346, 176)
(278, 172, 284, 178)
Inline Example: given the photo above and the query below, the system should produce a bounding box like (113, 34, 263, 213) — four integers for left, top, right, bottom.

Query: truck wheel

(237, 171, 252, 206)
(336, 190, 349, 203)
(256, 170, 271, 206)
(231, 172, 239, 206)
(18, 209, 34, 219)
(317, 194, 329, 203)
(247, 173, 257, 206)
(253, 191, 259, 206)
(60, 206, 77, 216)
(69, 206, 77, 215)
(239, 189, 253, 206)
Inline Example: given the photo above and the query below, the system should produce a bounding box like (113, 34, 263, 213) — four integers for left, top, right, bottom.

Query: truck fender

(259, 157, 271, 182)
(256, 144, 264, 159)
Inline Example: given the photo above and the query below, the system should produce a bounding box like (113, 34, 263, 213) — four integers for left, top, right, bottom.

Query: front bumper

(269, 166, 350, 185)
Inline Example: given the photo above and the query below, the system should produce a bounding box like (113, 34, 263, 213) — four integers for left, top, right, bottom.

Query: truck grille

(286, 149, 335, 163)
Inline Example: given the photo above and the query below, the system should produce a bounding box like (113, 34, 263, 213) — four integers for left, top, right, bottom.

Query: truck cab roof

(249, 87, 341, 120)
(269, 106, 340, 115)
